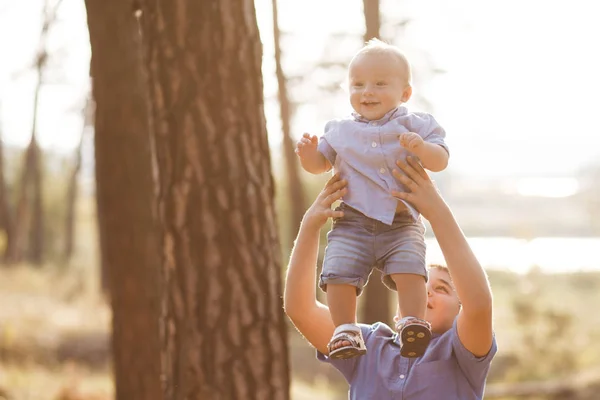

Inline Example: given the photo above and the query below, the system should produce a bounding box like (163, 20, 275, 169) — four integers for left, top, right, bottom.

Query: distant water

(424, 237, 600, 274)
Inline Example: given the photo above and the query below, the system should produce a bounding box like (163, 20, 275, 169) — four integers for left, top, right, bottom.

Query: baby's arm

(296, 133, 332, 174)
(399, 132, 449, 172)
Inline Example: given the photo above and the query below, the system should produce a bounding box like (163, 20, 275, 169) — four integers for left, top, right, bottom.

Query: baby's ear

(401, 85, 413, 102)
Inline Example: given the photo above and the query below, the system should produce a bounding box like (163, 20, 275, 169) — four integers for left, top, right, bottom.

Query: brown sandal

(327, 324, 367, 359)
(395, 317, 432, 358)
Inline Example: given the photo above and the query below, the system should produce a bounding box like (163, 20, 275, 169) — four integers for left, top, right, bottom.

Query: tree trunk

(272, 0, 306, 247)
(10, 136, 35, 265)
(28, 128, 43, 265)
(360, 0, 392, 327)
(63, 97, 92, 262)
(11, 0, 63, 266)
(363, 0, 380, 42)
(11, 68, 43, 265)
(85, 2, 162, 400)
(138, 1, 290, 399)
(0, 124, 16, 265)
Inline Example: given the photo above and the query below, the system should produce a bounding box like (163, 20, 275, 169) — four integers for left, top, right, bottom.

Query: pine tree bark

(272, 0, 305, 247)
(361, 0, 393, 327)
(138, 1, 290, 399)
(85, 1, 162, 399)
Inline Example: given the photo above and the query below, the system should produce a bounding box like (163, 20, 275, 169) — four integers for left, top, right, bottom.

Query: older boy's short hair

(428, 264, 462, 305)
(428, 263, 450, 274)
(428, 264, 453, 284)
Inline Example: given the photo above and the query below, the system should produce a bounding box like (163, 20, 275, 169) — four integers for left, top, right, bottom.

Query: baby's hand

(295, 133, 319, 158)
(399, 132, 424, 153)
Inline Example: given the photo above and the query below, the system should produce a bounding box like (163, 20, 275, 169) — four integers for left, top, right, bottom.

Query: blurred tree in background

(8, 0, 64, 265)
(272, 0, 306, 249)
(0, 112, 16, 263)
(85, 0, 162, 399)
(62, 96, 91, 263)
(0, 0, 87, 268)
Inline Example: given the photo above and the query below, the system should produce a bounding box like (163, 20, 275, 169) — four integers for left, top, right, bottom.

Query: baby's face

(348, 53, 411, 121)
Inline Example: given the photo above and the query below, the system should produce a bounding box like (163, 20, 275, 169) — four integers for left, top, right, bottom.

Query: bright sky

(1, 0, 599, 177)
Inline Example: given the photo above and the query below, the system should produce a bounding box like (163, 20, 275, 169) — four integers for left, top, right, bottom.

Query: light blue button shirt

(317, 319, 497, 400)
(318, 107, 448, 225)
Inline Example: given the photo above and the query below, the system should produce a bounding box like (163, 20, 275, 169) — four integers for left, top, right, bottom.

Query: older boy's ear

(401, 85, 413, 102)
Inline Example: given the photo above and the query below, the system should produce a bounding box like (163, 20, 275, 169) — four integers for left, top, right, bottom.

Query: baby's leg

(319, 205, 375, 359)
(377, 216, 428, 320)
(326, 284, 358, 326)
(325, 284, 366, 358)
(390, 273, 427, 320)
(319, 205, 374, 324)
(378, 215, 431, 357)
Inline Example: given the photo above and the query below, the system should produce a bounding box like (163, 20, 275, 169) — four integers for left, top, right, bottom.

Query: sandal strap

(328, 332, 361, 349)
(333, 323, 361, 335)
(395, 316, 431, 332)
(327, 324, 365, 352)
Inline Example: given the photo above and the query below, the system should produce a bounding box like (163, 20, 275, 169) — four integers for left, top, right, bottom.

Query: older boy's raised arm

(425, 200, 493, 356)
(391, 157, 493, 357)
(283, 175, 346, 354)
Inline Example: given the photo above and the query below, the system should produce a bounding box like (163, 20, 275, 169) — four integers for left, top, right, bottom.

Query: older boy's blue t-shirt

(317, 319, 497, 400)
(317, 106, 448, 225)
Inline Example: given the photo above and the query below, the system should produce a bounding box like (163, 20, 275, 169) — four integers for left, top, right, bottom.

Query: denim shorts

(319, 203, 427, 295)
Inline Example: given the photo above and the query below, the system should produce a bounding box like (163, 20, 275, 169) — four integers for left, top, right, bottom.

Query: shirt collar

(352, 106, 407, 124)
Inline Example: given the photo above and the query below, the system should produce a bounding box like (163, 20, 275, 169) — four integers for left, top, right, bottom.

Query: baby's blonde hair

(350, 38, 412, 84)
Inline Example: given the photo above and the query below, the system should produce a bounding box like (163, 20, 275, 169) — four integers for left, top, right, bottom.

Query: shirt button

(400, 374, 405, 379)
(379, 168, 386, 174)
(372, 121, 379, 126)
(371, 141, 377, 148)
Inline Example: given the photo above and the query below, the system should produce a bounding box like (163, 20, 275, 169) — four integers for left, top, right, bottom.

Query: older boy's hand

(391, 156, 446, 221)
(295, 133, 319, 159)
(303, 174, 347, 230)
(399, 132, 424, 153)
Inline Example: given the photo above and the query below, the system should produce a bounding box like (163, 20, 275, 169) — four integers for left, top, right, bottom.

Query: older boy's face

(348, 53, 410, 121)
(424, 268, 461, 334)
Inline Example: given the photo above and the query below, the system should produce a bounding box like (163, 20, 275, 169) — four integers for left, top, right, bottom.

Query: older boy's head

(394, 265, 462, 334)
